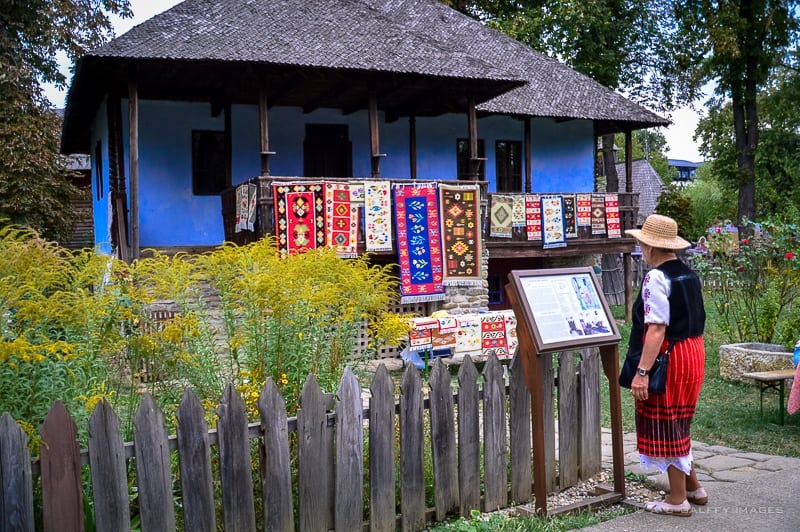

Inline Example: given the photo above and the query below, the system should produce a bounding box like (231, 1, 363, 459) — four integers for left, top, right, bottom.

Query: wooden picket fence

(0, 350, 603, 531)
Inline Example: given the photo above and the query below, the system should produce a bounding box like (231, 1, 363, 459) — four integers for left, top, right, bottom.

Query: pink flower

(741, 238, 749, 245)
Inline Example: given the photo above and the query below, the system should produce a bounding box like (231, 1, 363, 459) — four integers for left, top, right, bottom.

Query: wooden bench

(741, 369, 796, 425)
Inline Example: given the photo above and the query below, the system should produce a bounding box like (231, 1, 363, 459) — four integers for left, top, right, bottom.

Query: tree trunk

(602, 134, 618, 192)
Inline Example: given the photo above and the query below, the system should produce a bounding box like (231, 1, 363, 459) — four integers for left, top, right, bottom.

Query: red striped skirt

(636, 335, 705, 458)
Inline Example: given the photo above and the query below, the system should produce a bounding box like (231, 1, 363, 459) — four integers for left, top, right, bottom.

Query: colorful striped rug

(605, 193, 621, 238)
(541, 194, 567, 249)
(439, 183, 482, 286)
(364, 180, 393, 252)
(394, 183, 446, 303)
(525, 193, 542, 240)
(490, 195, 514, 238)
(563, 194, 578, 238)
(273, 182, 326, 256)
(577, 193, 593, 227)
(325, 182, 358, 258)
(591, 194, 607, 235)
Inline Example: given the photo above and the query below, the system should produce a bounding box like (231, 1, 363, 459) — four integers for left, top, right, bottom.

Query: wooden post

(467, 94, 480, 180)
(409, 115, 417, 180)
(224, 100, 232, 188)
(369, 89, 384, 178)
(599, 344, 626, 496)
(625, 130, 633, 193)
(624, 253, 633, 322)
(524, 117, 532, 192)
(259, 88, 275, 175)
(127, 76, 139, 261)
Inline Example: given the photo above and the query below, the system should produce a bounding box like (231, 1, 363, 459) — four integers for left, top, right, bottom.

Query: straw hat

(625, 214, 690, 250)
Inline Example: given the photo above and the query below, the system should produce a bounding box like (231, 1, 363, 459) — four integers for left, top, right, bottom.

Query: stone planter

(719, 342, 794, 382)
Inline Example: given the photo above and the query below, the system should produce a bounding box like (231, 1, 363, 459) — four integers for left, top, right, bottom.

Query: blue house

(668, 159, 703, 181)
(61, 0, 666, 310)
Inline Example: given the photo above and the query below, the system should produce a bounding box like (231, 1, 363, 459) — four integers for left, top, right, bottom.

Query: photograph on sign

(507, 267, 620, 352)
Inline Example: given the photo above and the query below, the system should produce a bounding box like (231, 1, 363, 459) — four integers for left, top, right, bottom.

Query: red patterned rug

(439, 183, 482, 286)
(394, 183, 446, 303)
(273, 182, 326, 256)
(325, 182, 358, 257)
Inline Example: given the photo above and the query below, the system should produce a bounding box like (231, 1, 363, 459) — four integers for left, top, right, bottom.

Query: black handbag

(619, 341, 675, 394)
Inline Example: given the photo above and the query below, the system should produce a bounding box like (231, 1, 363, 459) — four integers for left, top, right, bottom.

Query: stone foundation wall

(719, 342, 794, 382)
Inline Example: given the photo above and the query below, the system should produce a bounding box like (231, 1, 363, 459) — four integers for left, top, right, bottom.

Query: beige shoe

(686, 487, 708, 505)
(644, 499, 692, 516)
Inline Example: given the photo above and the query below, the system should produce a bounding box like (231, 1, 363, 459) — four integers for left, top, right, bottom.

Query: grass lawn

(602, 301, 800, 457)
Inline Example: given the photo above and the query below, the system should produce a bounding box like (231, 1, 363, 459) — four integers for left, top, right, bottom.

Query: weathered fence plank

(579, 349, 602, 479)
(88, 400, 130, 532)
(369, 365, 396, 532)
(509, 353, 532, 504)
(457, 357, 480, 517)
(259, 379, 294, 532)
(558, 352, 579, 488)
(176, 389, 215, 532)
(400, 365, 425, 531)
(541, 353, 557, 493)
(133, 393, 176, 531)
(298, 375, 333, 532)
(429, 359, 458, 520)
(483, 355, 507, 512)
(335, 368, 364, 532)
(40, 401, 83, 532)
(218, 384, 257, 531)
(0, 413, 34, 532)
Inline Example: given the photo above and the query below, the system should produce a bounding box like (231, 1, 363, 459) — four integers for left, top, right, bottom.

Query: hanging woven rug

(394, 183, 446, 303)
(273, 182, 326, 256)
(439, 183, 482, 286)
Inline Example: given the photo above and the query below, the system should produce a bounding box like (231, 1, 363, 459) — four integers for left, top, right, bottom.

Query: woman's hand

(632, 374, 649, 401)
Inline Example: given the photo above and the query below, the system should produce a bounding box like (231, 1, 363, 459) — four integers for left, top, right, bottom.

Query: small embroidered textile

(408, 328, 433, 352)
(454, 315, 482, 354)
(591, 194, 607, 235)
(273, 182, 326, 256)
(525, 194, 542, 240)
(541, 194, 567, 249)
(394, 183, 446, 303)
(576, 193, 593, 227)
(364, 180, 393, 252)
(511, 195, 526, 227)
(234, 183, 257, 232)
(605, 193, 621, 238)
(481, 313, 509, 358)
(325, 182, 359, 258)
(439, 183, 482, 286)
(490, 195, 514, 238)
(563, 194, 578, 238)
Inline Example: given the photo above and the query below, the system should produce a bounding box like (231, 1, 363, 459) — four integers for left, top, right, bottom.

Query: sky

(44, 0, 705, 163)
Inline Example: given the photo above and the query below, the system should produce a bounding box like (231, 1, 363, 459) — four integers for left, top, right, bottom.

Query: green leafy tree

(696, 64, 800, 221)
(0, 0, 131, 240)
(673, 0, 800, 226)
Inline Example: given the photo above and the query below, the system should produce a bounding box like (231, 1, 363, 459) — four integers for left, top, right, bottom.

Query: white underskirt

(639, 451, 694, 476)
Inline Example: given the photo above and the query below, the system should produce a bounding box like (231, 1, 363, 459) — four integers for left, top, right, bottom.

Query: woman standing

(625, 214, 707, 517)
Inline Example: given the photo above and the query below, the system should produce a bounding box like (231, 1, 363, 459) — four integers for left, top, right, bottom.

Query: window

(487, 274, 503, 306)
(495, 140, 522, 192)
(456, 138, 485, 180)
(192, 130, 227, 195)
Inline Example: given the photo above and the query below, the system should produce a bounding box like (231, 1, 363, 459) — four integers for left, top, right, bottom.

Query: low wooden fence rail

(0, 351, 603, 531)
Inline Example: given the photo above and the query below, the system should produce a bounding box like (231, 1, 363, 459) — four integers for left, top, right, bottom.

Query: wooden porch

(220, 175, 640, 258)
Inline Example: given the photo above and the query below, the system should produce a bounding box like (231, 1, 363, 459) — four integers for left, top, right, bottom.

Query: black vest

(628, 259, 705, 356)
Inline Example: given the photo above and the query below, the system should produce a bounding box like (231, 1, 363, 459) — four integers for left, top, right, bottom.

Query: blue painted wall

(90, 98, 111, 253)
(107, 102, 596, 248)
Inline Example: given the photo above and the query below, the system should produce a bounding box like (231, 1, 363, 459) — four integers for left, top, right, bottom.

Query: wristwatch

(637, 367, 649, 376)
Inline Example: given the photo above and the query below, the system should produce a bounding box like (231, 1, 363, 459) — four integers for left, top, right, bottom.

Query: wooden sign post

(506, 267, 626, 516)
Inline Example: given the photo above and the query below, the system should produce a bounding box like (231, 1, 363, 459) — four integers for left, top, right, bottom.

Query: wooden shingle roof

(62, 0, 668, 153)
(616, 159, 666, 225)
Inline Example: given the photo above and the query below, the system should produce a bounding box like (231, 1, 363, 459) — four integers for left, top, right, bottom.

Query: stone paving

(601, 428, 800, 493)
